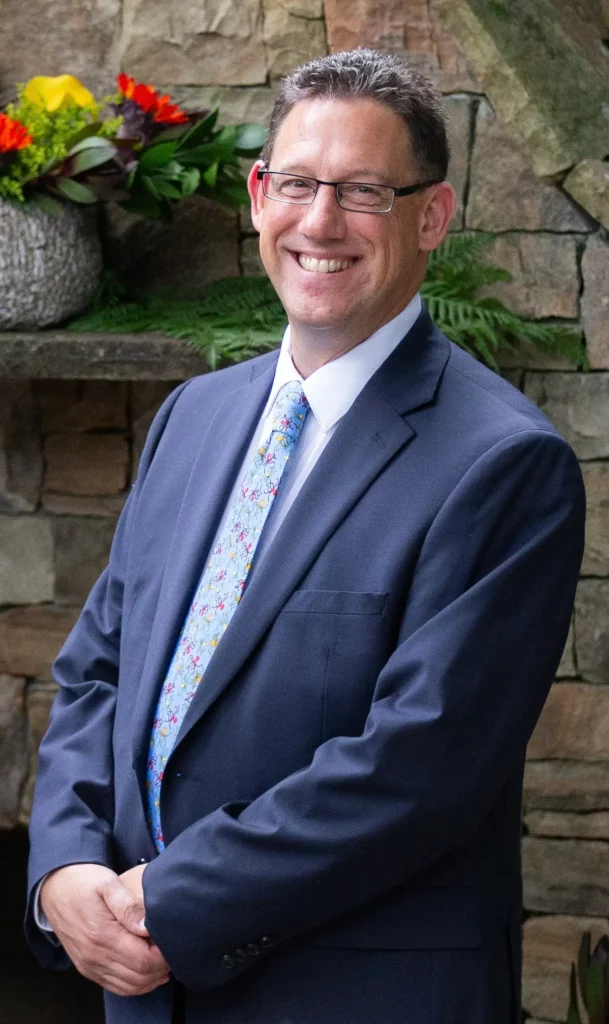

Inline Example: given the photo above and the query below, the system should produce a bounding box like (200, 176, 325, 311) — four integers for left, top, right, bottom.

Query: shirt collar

(264, 293, 422, 433)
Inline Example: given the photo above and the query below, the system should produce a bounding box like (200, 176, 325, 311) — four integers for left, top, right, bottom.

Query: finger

(97, 919, 170, 976)
(65, 917, 169, 983)
(97, 961, 171, 996)
(75, 955, 170, 997)
(100, 878, 149, 937)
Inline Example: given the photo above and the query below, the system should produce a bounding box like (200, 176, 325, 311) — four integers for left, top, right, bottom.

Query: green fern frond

(426, 232, 496, 274)
(68, 233, 586, 374)
(68, 276, 286, 370)
(422, 233, 585, 370)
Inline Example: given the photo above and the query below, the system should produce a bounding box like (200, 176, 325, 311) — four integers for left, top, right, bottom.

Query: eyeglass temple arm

(393, 180, 442, 196)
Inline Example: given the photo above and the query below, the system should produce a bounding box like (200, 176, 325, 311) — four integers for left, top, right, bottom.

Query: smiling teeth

(298, 255, 355, 273)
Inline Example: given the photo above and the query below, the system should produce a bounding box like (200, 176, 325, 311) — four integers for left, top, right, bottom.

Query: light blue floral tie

(146, 381, 309, 850)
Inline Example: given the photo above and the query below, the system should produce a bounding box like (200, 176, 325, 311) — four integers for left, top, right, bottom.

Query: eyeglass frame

(256, 168, 442, 214)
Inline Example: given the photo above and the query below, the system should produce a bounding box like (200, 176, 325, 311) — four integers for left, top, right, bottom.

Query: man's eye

(283, 178, 311, 189)
(344, 184, 381, 196)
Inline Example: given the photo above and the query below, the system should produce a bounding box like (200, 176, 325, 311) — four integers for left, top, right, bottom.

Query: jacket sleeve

(142, 427, 585, 991)
(25, 380, 192, 968)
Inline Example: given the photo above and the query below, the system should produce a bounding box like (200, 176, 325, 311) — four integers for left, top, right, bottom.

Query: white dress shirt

(35, 292, 422, 937)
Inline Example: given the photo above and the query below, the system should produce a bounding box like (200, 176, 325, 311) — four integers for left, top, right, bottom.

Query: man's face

(248, 97, 451, 347)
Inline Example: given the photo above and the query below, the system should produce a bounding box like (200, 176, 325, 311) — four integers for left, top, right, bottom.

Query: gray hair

(261, 48, 451, 181)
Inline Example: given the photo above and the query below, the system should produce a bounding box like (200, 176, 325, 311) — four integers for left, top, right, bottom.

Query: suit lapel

(131, 354, 278, 776)
(172, 307, 450, 751)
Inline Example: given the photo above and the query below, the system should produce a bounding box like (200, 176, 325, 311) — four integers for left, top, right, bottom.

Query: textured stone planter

(0, 198, 103, 330)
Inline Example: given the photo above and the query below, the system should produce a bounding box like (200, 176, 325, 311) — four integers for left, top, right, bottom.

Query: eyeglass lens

(262, 173, 394, 212)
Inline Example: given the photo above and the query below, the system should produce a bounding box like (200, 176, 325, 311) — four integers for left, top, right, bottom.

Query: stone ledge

(0, 332, 210, 381)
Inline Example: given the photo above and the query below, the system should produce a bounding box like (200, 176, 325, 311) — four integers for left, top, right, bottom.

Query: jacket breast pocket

(280, 590, 393, 740)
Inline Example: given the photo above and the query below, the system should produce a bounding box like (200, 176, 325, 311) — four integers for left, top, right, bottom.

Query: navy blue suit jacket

(27, 307, 585, 1024)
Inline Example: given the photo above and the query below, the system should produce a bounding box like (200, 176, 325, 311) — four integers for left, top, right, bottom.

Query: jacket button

(221, 954, 235, 969)
(261, 935, 278, 946)
(234, 948, 247, 962)
(246, 943, 261, 956)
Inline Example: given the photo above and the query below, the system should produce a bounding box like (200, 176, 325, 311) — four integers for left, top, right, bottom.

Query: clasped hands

(40, 862, 170, 997)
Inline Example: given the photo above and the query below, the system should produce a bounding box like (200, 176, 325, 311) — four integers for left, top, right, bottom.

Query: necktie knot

(270, 381, 309, 440)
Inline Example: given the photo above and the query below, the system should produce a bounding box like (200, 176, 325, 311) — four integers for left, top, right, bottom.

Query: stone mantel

(0, 332, 211, 380)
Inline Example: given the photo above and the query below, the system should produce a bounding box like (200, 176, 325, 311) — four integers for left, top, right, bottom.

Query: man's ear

(418, 181, 456, 253)
(247, 160, 265, 233)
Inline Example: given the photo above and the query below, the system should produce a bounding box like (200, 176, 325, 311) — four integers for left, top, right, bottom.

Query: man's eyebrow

(274, 164, 393, 183)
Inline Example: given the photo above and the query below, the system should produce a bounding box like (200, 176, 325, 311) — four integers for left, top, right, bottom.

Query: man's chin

(286, 305, 355, 334)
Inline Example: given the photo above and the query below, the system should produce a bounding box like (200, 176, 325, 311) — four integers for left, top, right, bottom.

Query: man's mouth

(295, 253, 357, 274)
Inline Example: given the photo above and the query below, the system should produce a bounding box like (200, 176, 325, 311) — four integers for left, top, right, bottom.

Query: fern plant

(567, 930, 609, 1024)
(421, 232, 585, 371)
(67, 232, 586, 372)
(69, 276, 286, 370)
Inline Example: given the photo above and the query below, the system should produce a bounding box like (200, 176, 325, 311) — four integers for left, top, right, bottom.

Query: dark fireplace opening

(0, 828, 104, 1024)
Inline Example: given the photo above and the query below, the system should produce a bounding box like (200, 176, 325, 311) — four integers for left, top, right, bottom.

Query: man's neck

(289, 328, 369, 378)
(288, 292, 421, 378)
(291, 311, 409, 378)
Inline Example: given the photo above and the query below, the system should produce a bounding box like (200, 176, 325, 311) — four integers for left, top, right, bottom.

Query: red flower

(0, 113, 32, 153)
(154, 92, 189, 125)
(116, 73, 188, 125)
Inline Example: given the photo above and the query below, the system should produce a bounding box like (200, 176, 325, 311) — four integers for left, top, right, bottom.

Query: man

(27, 48, 585, 1024)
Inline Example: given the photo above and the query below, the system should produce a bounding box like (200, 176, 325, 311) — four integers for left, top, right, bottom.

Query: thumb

(101, 878, 149, 937)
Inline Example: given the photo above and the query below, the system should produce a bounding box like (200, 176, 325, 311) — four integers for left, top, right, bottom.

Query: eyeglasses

(256, 169, 440, 214)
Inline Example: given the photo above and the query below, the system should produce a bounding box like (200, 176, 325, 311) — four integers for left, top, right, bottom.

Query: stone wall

(1, 2, 609, 1021)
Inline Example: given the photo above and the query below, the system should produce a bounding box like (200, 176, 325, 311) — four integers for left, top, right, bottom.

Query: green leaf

(179, 166, 201, 196)
(177, 107, 220, 150)
(54, 177, 99, 204)
(585, 961, 605, 1024)
(30, 192, 65, 217)
(153, 124, 192, 144)
(177, 138, 239, 166)
(64, 123, 105, 151)
(567, 965, 582, 1024)
(202, 161, 219, 187)
(70, 143, 117, 174)
(142, 174, 161, 199)
(154, 178, 183, 200)
(67, 135, 118, 157)
(234, 122, 267, 155)
(156, 159, 183, 179)
(215, 124, 238, 147)
(139, 140, 179, 171)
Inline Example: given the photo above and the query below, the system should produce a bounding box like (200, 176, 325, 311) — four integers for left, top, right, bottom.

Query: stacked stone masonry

(1, 2, 609, 1020)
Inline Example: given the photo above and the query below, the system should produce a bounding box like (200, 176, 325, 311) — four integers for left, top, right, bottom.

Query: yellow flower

(24, 75, 97, 113)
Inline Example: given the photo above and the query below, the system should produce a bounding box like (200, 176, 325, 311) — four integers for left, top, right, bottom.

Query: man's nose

(299, 183, 347, 238)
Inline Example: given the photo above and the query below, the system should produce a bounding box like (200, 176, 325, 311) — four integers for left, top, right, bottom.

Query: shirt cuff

(34, 878, 61, 946)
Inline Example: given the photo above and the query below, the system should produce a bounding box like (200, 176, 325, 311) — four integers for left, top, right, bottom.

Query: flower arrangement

(0, 73, 266, 219)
